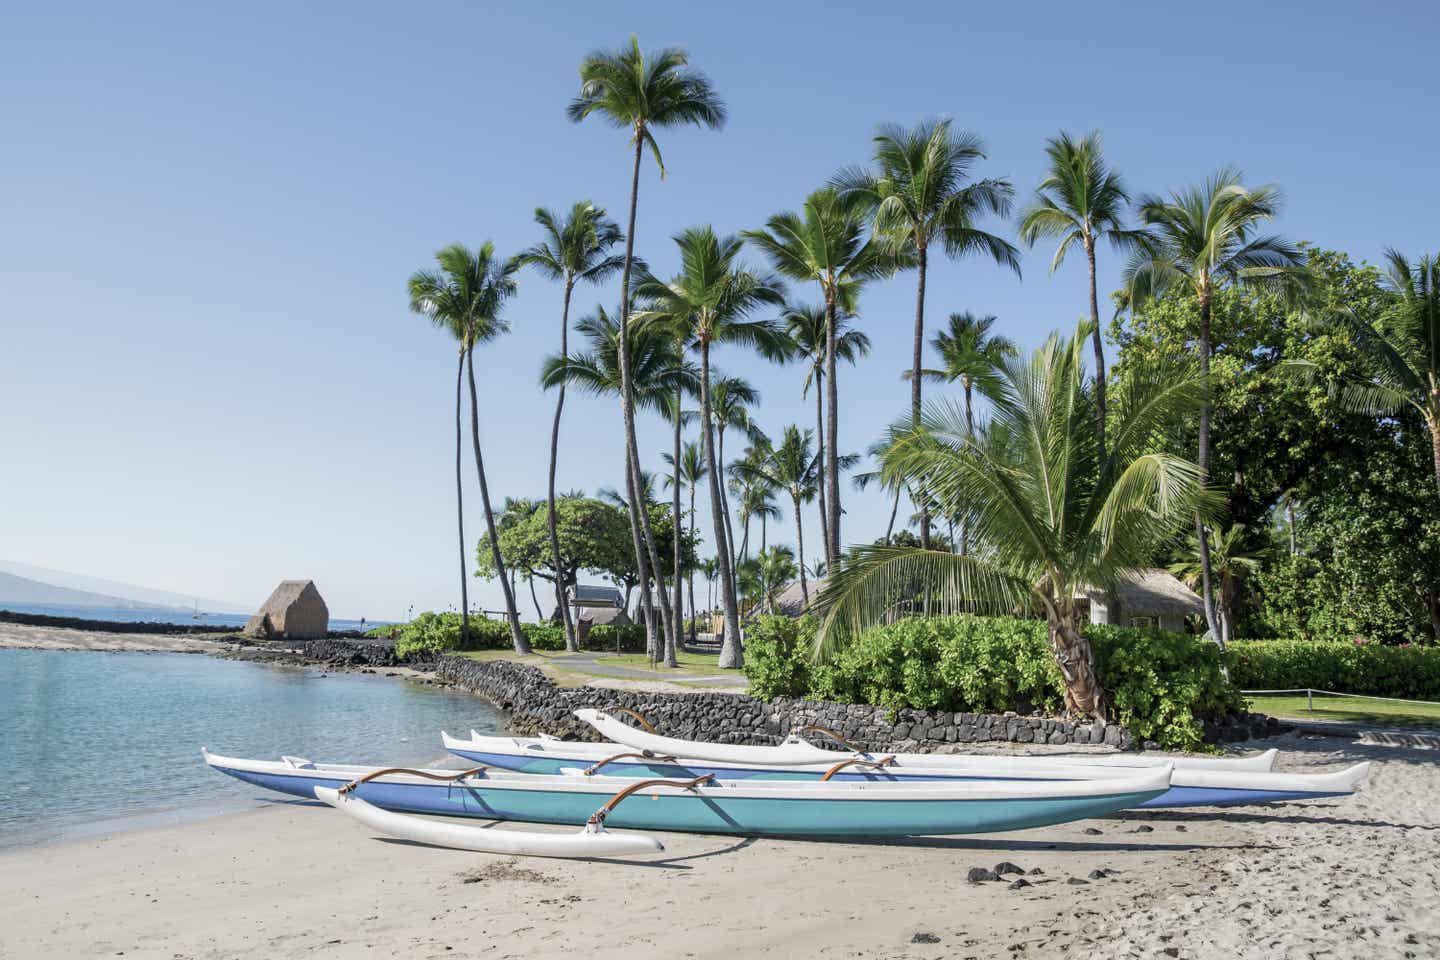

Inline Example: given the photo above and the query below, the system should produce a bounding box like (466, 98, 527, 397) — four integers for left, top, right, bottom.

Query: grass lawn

(452, 647, 739, 687)
(593, 650, 727, 676)
(1247, 693, 1440, 729)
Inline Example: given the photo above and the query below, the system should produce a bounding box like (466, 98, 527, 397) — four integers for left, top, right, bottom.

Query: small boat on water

(202, 748, 1172, 837)
(437, 711, 1369, 809)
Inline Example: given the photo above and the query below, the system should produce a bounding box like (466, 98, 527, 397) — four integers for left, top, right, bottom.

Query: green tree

(408, 242, 529, 653)
(816, 324, 1209, 717)
(734, 426, 820, 605)
(635, 227, 787, 668)
(1019, 131, 1137, 455)
(515, 201, 625, 650)
(1170, 523, 1269, 644)
(783, 303, 871, 562)
(1121, 168, 1305, 646)
(567, 36, 725, 658)
(835, 119, 1019, 548)
(708, 373, 763, 579)
(745, 188, 902, 564)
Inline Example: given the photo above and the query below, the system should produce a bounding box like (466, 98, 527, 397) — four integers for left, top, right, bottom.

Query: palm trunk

(885, 486, 900, 543)
(1195, 293, 1222, 647)
(1085, 235, 1107, 460)
(667, 391, 683, 668)
(548, 279, 578, 651)
(701, 345, 744, 668)
(959, 381, 974, 557)
(1428, 411, 1440, 495)
(1046, 597, 1105, 718)
(528, 576, 543, 621)
(453, 353, 471, 646)
(912, 242, 930, 550)
(1285, 498, 1297, 555)
(813, 366, 831, 561)
(718, 425, 739, 580)
(623, 462, 657, 660)
(793, 493, 808, 606)
(824, 288, 842, 566)
(467, 348, 529, 654)
(687, 484, 698, 644)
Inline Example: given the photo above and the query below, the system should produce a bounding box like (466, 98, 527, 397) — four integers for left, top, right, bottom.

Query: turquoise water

(0, 649, 504, 847)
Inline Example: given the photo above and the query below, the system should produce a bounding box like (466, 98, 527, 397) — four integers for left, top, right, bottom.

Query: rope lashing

(818, 756, 897, 782)
(337, 766, 488, 795)
(795, 724, 863, 752)
(582, 752, 679, 776)
(586, 774, 715, 826)
(610, 706, 658, 732)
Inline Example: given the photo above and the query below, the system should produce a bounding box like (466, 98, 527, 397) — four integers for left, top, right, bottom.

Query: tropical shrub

(392, 613, 569, 658)
(744, 614, 1243, 750)
(1228, 639, 1440, 701)
(584, 623, 649, 653)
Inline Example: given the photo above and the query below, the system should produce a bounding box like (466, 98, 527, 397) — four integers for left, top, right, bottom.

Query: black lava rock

(966, 867, 1000, 883)
(994, 861, 1025, 876)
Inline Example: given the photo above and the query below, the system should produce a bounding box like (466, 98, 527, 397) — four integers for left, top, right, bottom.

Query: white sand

(3, 734, 1432, 959)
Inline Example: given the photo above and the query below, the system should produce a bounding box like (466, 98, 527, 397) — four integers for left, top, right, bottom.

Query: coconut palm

(815, 323, 1210, 718)
(733, 425, 820, 606)
(568, 37, 725, 657)
(541, 305, 696, 655)
(408, 243, 530, 653)
(707, 373, 763, 579)
(783, 303, 871, 562)
(834, 119, 1020, 548)
(634, 227, 787, 668)
(731, 466, 782, 563)
(664, 439, 706, 640)
(745, 189, 903, 564)
(515, 201, 625, 650)
(1019, 132, 1138, 456)
(1121, 168, 1305, 645)
(1170, 523, 1269, 645)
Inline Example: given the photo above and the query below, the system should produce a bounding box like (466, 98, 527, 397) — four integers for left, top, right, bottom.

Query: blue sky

(2, 2, 1434, 620)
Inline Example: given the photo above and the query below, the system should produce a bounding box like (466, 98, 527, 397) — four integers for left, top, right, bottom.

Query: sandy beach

(3, 733, 1433, 960)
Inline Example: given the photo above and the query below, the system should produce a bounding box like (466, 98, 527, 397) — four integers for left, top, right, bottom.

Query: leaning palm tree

(634, 227, 787, 668)
(568, 38, 725, 657)
(1121, 168, 1304, 645)
(835, 119, 1020, 548)
(734, 425, 820, 605)
(783, 303, 871, 562)
(515, 201, 625, 651)
(1170, 523, 1268, 645)
(815, 323, 1210, 718)
(541, 305, 696, 656)
(1019, 131, 1137, 456)
(408, 243, 529, 653)
(745, 188, 902, 564)
(664, 439, 706, 641)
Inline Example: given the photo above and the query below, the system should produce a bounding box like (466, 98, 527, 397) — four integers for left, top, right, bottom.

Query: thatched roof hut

(774, 577, 823, 618)
(244, 579, 329, 639)
(1079, 569, 1203, 632)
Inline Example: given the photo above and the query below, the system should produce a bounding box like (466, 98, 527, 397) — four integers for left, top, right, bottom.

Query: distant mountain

(0, 570, 178, 610)
(0, 560, 247, 614)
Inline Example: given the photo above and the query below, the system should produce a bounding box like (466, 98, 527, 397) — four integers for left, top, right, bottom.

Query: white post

(1307, 688, 1314, 712)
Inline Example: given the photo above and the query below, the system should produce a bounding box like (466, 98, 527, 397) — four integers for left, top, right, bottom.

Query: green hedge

(1228, 639, 1440, 700)
(743, 614, 1244, 751)
(386, 612, 650, 659)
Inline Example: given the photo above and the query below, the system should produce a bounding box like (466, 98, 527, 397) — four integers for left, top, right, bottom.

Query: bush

(391, 613, 569, 658)
(583, 623, 649, 653)
(1228, 639, 1440, 700)
(743, 614, 1244, 750)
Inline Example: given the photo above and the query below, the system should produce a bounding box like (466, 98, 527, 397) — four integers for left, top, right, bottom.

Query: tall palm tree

(1121, 168, 1304, 645)
(783, 303, 871, 563)
(745, 188, 902, 564)
(708, 373, 763, 580)
(816, 324, 1210, 717)
(664, 439, 706, 641)
(541, 305, 697, 656)
(1019, 131, 1137, 457)
(515, 201, 625, 651)
(913, 312, 1018, 556)
(568, 37, 725, 658)
(656, 390, 698, 665)
(1170, 522, 1269, 645)
(408, 243, 530, 653)
(731, 466, 782, 564)
(835, 119, 1020, 548)
(734, 425, 820, 605)
(634, 227, 787, 668)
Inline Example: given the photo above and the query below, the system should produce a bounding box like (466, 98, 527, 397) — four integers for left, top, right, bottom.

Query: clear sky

(2, 2, 1434, 620)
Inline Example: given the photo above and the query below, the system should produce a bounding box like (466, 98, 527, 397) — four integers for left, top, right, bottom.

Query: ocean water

(0, 649, 504, 848)
(0, 602, 387, 632)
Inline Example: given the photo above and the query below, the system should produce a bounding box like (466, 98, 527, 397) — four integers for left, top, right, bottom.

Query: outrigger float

(438, 709, 1370, 810)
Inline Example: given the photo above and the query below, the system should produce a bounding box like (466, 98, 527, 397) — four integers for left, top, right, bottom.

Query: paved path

(548, 651, 748, 687)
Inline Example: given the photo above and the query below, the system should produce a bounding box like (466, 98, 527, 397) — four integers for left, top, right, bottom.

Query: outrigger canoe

(437, 711, 1369, 809)
(202, 748, 1171, 837)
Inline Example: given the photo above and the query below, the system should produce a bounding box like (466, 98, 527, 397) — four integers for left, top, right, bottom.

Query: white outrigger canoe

(203, 748, 1171, 838)
(437, 710, 1369, 809)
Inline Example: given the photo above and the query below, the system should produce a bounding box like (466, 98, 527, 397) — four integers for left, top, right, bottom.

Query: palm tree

(708, 373, 763, 580)
(1121, 168, 1305, 646)
(783, 303, 871, 563)
(1019, 132, 1137, 457)
(732, 468, 782, 564)
(408, 243, 530, 653)
(664, 439, 706, 641)
(634, 227, 787, 668)
(745, 188, 902, 564)
(734, 426, 820, 606)
(1170, 523, 1269, 645)
(568, 37, 725, 659)
(655, 390, 698, 665)
(700, 555, 720, 625)
(499, 497, 546, 620)
(541, 305, 696, 655)
(835, 119, 1020, 548)
(815, 324, 1209, 717)
(515, 201, 625, 651)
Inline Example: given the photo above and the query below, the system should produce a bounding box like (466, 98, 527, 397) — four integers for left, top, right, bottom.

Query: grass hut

(244, 579, 329, 639)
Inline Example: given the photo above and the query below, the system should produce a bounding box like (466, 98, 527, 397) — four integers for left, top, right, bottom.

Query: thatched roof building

(244, 579, 329, 639)
(1079, 569, 1203, 632)
(774, 577, 823, 618)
